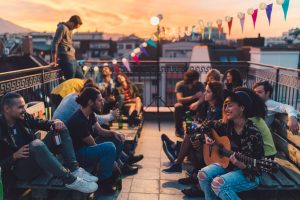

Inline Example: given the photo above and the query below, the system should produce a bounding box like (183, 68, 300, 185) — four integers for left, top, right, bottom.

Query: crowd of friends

(0, 66, 145, 198)
(161, 68, 299, 199)
(0, 63, 299, 200)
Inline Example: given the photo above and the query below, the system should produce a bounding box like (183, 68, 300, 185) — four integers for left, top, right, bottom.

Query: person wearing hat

(197, 91, 264, 200)
(51, 15, 83, 80)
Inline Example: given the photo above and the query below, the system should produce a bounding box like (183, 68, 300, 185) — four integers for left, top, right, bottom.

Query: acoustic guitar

(203, 129, 278, 173)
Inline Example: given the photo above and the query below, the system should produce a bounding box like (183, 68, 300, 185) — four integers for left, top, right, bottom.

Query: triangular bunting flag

(282, 0, 290, 21)
(252, 9, 258, 29)
(240, 17, 245, 32)
(266, 4, 273, 25)
(208, 26, 212, 40)
(114, 64, 120, 74)
(217, 24, 222, 36)
(147, 39, 157, 48)
(122, 59, 131, 72)
(132, 55, 141, 64)
(228, 17, 233, 36)
(140, 46, 150, 57)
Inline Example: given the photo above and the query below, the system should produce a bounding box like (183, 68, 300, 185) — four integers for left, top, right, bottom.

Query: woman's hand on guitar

(191, 136, 201, 150)
(230, 153, 246, 169)
(204, 134, 215, 145)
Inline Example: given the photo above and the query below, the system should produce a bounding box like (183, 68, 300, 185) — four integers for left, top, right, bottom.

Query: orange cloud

(0, 0, 299, 39)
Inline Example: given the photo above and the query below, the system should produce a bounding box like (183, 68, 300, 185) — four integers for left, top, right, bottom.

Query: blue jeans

(198, 163, 259, 200)
(59, 58, 83, 80)
(76, 142, 116, 180)
(95, 136, 124, 161)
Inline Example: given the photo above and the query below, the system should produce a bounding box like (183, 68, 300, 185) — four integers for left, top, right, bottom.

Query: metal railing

(0, 63, 63, 118)
(0, 61, 299, 111)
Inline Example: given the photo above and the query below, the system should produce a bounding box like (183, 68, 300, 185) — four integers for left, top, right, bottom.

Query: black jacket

(0, 113, 52, 197)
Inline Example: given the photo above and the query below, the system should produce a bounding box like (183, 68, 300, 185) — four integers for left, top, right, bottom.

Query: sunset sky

(1, 0, 299, 39)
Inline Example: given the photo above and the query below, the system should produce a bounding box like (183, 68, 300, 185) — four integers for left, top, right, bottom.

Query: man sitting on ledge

(174, 70, 204, 137)
(0, 92, 98, 199)
(253, 81, 299, 134)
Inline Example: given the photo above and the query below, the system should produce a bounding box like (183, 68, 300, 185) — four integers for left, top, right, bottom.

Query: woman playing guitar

(198, 90, 264, 200)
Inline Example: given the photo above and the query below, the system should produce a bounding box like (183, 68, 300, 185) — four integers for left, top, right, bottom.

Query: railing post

(274, 68, 280, 101)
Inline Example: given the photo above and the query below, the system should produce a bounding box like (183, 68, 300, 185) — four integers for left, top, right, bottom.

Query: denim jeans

(95, 136, 124, 160)
(76, 142, 116, 180)
(198, 163, 259, 200)
(59, 58, 84, 80)
(14, 128, 78, 184)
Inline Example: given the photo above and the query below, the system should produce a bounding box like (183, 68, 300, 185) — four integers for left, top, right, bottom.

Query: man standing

(0, 93, 98, 198)
(51, 15, 83, 80)
(253, 81, 299, 134)
(174, 70, 204, 137)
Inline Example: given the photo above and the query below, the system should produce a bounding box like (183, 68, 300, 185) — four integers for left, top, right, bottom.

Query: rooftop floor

(96, 118, 201, 200)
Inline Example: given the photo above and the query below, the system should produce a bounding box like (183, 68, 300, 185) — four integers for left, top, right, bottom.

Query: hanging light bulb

(112, 59, 118, 65)
(133, 48, 141, 54)
(247, 8, 254, 15)
(142, 42, 148, 47)
(83, 65, 89, 72)
(94, 66, 99, 72)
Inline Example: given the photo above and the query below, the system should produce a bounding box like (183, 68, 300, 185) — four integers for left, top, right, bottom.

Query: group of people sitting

(0, 66, 144, 198)
(161, 68, 299, 199)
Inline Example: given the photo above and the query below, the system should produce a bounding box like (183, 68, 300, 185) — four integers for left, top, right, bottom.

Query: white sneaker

(72, 167, 98, 182)
(65, 177, 98, 193)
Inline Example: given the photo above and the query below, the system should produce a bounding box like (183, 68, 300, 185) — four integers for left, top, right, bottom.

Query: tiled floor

(96, 120, 203, 200)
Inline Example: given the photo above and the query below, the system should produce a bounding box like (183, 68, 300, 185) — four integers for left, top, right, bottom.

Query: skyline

(1, 0, 300, 39)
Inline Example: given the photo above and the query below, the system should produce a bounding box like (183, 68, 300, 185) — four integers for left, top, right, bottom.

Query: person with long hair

(224, 68, 243, 92)
(67, 87, 119, 195)
(161, 81, 223, 175)
(204, 69, 221, 86)
(198, 90, 264, 200)
(234, 87, 277, 159)
(116, 73, 142, 127)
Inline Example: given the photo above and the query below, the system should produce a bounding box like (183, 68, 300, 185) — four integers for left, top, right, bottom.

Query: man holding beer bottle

(0, 92, 98, 198)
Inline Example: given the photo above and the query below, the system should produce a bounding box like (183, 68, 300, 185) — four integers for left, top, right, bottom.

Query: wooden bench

(110, 113, 144, 152)
(16, 172, 89, 200)
(240, 114, 300, 200)
(15, 101, 144, 200)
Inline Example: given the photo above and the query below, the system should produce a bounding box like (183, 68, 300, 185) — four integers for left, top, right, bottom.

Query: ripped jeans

(198, 163, 259, 200)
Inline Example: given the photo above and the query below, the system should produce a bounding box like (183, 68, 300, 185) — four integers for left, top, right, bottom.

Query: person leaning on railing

(253, 81, 299, 135)
(0, 93, 98, 199)
(51, 15, 84, 80)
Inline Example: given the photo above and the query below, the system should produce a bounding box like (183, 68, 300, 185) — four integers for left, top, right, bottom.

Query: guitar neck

(220, 148, 257, 167)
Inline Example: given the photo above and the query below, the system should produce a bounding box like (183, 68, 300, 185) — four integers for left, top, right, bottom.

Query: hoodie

(51, 22, 76, 59)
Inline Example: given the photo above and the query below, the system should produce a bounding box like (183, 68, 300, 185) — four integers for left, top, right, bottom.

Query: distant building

(31, 32, 53, 63)
(116, 34, 143, 58)
(162, 41, 198, 60)
(249, 47, 300, 71)
(237, 34, 265, 48)
(73, 32, 117, 60)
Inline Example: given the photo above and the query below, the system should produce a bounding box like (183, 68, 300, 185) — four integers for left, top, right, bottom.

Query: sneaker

(162, 163, 182, 174)
(66, 177, 98, 193)
(126, 154, 144, 165)
(181, 186, 204, 197)
(178, 176, 198, 185)
(72, 167, 98, 182)
(161, 134, 177, 162)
